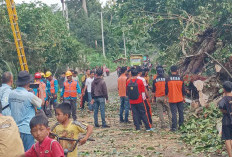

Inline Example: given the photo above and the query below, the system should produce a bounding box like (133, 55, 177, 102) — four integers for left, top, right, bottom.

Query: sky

(14, 0, 108, 7)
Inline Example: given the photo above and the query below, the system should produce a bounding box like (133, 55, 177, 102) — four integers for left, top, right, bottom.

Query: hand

(79, 138, 87, 145)
(164, 97, 167, 103)
(91, 99, 94, 105)
(151, 98, 155, 104)
(106, 100, 109, 104)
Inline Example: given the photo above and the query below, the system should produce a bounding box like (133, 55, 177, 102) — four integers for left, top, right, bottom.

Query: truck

(130, 54, 150, 67)
(130, 54, 143, 66)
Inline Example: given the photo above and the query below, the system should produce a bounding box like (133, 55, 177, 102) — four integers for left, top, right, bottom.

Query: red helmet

(34, 72, 42, 79)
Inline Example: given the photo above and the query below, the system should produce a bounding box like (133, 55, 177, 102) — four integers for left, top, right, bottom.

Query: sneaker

(120, 120, 124, 123)
(170, 128, 177, 132)
(102, 125, 110, 128)
(95, 124, 100, 128)
(124, 121, 132, 124)
(146, 128, 155, 132)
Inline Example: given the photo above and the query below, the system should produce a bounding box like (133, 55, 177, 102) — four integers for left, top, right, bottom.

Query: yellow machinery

(5, 0, 29, 71)
(130, 54, 143, 66)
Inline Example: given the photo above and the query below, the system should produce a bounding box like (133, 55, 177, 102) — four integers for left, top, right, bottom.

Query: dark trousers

(144, 99, 152, 124)
(64, 99, 77, 120)
(131, 102, 151, 130)
(170, 101, 184, 129)
(120, 96, 130, 122)
(94, 97, 106, 126)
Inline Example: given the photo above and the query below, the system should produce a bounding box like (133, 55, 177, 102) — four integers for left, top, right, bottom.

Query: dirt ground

(49, 91, 208, 157)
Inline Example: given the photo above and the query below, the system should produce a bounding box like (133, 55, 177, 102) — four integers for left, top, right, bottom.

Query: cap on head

(34, 72, 42, 79)
(156, 66, 164, 75)
(170, 65, 178, 72)
(223, 81, 232, 92)
(65, 71, 72, 77)
(45, 71, 52, 78)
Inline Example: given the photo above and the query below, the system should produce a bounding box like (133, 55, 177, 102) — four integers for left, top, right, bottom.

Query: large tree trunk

(82, 0, 88, 16)
(180, 28, 217, 75)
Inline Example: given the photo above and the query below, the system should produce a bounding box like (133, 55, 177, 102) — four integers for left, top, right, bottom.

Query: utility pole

(61, 0, 65, 17)
(123, 30, 127, 58)
(101, 11, 106, 59)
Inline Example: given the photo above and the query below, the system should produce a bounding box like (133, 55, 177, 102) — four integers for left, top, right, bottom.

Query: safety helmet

(40, 72, 45, 77)
(65, 71, 72, 77)
(45, 71, 52, 78)
(34, 72, 42, 79)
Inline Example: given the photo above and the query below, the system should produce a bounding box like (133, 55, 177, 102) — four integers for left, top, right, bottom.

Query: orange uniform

(152, 76, 166, 97)
(118, 74, 128, 97)
(165, 75, 185, 103)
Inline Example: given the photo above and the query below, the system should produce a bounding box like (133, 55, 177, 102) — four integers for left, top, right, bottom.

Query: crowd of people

(117, 65, 185, 132)
(0, 63, 232, 156)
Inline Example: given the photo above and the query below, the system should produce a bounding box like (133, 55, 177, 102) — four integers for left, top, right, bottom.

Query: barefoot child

(21, 115, 64, 157)
(52, 103, 93, 157)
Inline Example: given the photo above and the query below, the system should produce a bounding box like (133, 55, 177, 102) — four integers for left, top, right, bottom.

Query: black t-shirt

(218, 96, 232, 125)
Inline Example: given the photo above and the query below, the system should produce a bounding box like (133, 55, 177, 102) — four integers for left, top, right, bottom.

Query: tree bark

(180, 28, 217, 75)
(82, 0, 88, 16)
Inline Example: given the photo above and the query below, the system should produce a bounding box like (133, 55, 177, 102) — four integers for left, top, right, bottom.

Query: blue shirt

(9, 87, 35, 134)
(46, 79, 58, 95)
(60, 80, 81, 99)
(0, 84, 12, 116)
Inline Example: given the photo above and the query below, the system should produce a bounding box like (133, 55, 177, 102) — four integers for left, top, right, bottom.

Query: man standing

(58, 72, 65, 91)
(165, 65, 185, 131)
(91, 69, 110, 128)
(72, 71, 79, 82)
(0, 72, 13, 116)
(80, 69, 91, 109)
(152, 66, 172, 129)
(137, 67, 152, 125)
(33, 72, 47, 115)
(126, 68, 152, 131)
(84, 70, 95, 112)
(9, 71, 42, 151)
(118, 67, 130, 123)
(60, 70, 81, 120)
(45, 71, 58, 109)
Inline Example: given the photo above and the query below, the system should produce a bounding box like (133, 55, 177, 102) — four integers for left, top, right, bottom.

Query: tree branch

(204, 52, 232, 78)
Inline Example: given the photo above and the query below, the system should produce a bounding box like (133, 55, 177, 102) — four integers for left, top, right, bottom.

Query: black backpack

(127, 79, 140, 100)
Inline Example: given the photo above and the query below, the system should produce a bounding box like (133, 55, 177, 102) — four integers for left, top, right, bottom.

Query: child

(52, 103, 93, 157)
(218, 81, 232, 157)
(21, 115, 64, 157)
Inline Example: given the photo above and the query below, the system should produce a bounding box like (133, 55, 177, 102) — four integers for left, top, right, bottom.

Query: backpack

(127, 79, 140, 100)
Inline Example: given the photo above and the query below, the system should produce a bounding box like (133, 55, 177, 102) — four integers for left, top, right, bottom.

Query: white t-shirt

(137, 76, 147, 87)
(85, 77, 94, 92)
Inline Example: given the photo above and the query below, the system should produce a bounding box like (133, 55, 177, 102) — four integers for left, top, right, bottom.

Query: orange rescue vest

(64, 80, 78, 98)
(50, 79, 55, 94)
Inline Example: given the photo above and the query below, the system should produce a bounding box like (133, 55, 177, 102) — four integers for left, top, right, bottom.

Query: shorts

(222, 125, 232, 140)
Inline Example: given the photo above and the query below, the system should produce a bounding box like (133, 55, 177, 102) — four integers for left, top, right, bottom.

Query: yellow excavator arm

(5, 0, 29, 71)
